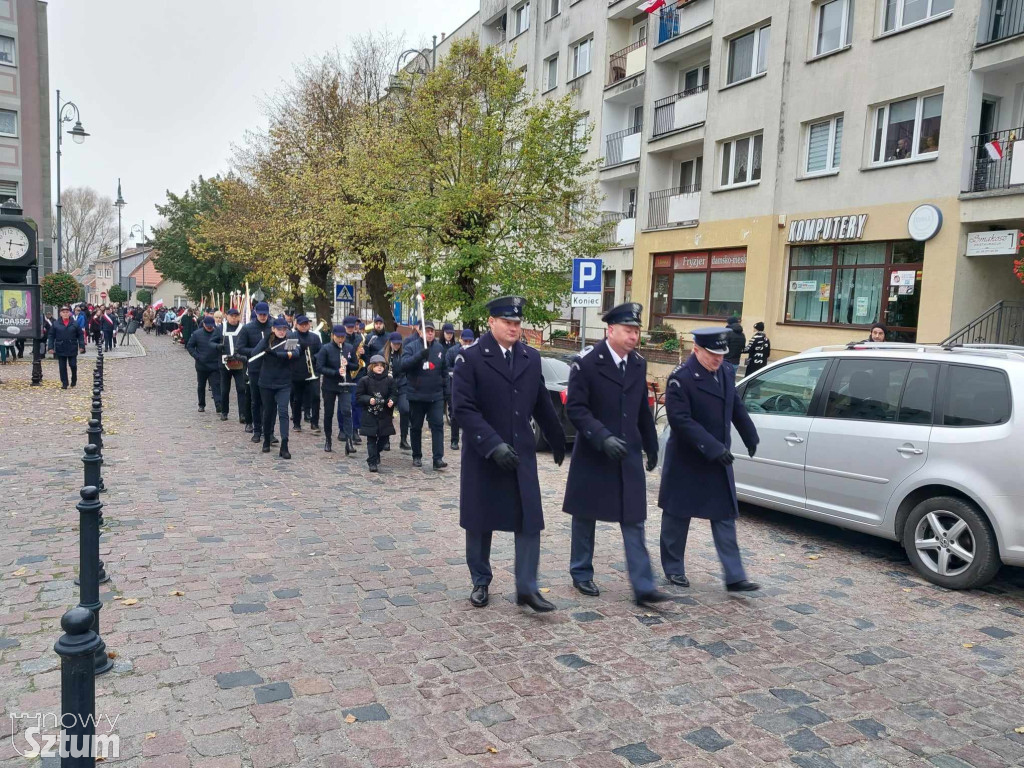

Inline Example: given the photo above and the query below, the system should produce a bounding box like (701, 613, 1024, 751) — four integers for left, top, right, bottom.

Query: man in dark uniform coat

(452, 296, 566, 611)
(218, 308, 249, 424)
(658, 327, 760, 592)
(364, 315, 389, 359)
(186, 315, 224, 414)
(47, 306, 86, 389)
(291, 315, 323, 433)
(344, 315, 364, 443)
(562, 303, 668, 605)
(316, 324, 358, 455)
(236, 301, 274, 444)
(445, 329, 475, 450)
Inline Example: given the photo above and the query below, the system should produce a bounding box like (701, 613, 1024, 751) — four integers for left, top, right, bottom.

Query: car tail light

(648, 394, 655, 409)
(560, 390, 568, 405)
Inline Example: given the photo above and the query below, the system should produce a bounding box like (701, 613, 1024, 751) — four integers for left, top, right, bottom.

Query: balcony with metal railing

(965, 126, 1024, 193)
(647, 185, 700, 230)
(600, 209, 636, 247)
(607, 39, 647, 86)
(652, 83, 708, 138)
(656, 0, 712, 46)
(979, 0, 1024, 45)
(604, 124, 643, 167)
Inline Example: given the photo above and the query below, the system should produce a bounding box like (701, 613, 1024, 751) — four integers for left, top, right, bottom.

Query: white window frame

(544, 54, 558, 92)
(881, 0, 953, 34)
(513, 2, 530, 36)
(573, 114, 589, 148)
(0, 179, 16, 203)
(571, 37, 592, 79)
(871, 92, 942, 166)
(726, 24, 770, 86)
(804, 115, 843, 176)
(719, 132, 763, 189)
(549, 0, 560, 18)
(0, 36, 14, 67)
(814, 0, 853, 56)
(0, 108, 17, 138)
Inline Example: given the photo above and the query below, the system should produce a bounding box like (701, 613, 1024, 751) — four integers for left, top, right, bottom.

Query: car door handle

(896, 445, 924, 455)
(784, 434, 804, 444)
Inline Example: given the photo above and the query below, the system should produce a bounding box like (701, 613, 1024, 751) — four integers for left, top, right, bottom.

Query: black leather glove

(602, 436, 628, 461)
(717, 449, 735, 466)
(552, 443, 565, 467)
(417, 347, 429, 362)
(492, 443, 520, 471)
(748, 444, 757, 458)
(646, 451, 658, 472)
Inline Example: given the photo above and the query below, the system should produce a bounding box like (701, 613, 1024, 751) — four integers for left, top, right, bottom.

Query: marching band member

(315, 324, 358, 455)
(252, 316, 298, 459)
(236, 301, 274, 444)
(291, 315, 323, 433)
(219, 308, 249, 425)
(356, 354, 397, 472)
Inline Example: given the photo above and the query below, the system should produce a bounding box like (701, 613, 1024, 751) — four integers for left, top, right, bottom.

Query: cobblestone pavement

(2, 334, 1023, 768)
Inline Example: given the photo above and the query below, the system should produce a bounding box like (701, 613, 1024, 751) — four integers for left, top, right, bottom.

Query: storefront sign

(908, 204, 942, 242)
(890, 271, 915, 287)
(818, 284, 831, 302)
(710, 252, 747, 268)
(789, 280, 817, 292)
(674, 254, 707, 270)
(788, 214, 868, 243)
(966, 230, 1020, 257)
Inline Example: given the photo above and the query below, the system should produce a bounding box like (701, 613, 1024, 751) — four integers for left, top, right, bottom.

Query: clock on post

(0, 205, 43, 344)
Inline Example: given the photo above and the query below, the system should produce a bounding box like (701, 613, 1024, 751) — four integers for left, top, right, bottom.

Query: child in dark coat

(356, 355, 397, 472)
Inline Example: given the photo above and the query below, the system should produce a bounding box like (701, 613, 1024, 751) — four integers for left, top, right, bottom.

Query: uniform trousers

(659, 515, 746, 585)
(290, 379, 319, 427)
(569, 517, 656, 597)
(448, 397, 461, 446)
(220, 368, 249, 421)
(324, 387, 353, 439)
(248, 374, 264, 435)
(409, 399, 444, 462)
(260, 385, 291, 442)
(397, 393, 410, 442)
(56, 355, 79, 388)
(465, 530, 540, 595)
(366, 434, 389, 466)
(196, 368, 222, 411)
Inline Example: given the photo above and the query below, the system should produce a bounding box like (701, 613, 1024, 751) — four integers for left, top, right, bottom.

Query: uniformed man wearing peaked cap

(451, 295, 566, 611)
(562, 303, 668, 605)
(658, 327, 761, 592)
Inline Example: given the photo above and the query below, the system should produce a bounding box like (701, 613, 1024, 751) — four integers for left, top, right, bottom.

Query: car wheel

(531, 417, 548, 452)
(901, 496, 1001, 589)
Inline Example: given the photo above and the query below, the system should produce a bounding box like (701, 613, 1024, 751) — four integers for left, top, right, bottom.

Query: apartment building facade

(437, 0, 1024, 352)
(0, 0, 50, 273)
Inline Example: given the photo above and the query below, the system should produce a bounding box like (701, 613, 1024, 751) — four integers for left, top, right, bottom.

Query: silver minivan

(725, 343, 1024, 589)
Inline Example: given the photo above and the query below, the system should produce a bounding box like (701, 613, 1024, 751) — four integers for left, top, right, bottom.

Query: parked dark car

(532, 354, 577, 449)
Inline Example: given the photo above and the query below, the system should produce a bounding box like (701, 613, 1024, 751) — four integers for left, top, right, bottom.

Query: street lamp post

(130, 223, 145, 300)
(55, 90, 89, 273)
(387, 36, 438, 96)
(113, 180, 125, 300)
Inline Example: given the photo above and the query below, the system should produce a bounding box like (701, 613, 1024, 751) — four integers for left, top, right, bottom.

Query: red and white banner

(984, 139, 1004, 160)
(637, 0, 666, 12)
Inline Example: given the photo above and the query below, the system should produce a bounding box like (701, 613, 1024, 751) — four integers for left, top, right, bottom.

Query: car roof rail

(841, 342, 944, 352)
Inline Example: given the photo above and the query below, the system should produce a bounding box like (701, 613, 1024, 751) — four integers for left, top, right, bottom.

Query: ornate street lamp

(55, 90, 89, 273)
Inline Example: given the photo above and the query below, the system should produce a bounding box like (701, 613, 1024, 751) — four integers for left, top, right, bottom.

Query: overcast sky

(47, 0, 479, 243)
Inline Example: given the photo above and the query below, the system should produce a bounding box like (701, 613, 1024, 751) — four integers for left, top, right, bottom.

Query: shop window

(650, 249, 747, 323)
(786, 240, 924, 340)
(602, 271, 616, 312)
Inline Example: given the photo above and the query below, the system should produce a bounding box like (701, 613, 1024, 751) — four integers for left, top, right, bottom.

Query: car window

(897, 363, 938, 424)
(542, 357, 570, 384)
(741, 359, 827, 416)
(943, 365, 1011, 427)
(824, 359, 910, 422)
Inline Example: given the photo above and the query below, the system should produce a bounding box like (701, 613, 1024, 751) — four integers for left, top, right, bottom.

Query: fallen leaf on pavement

(169, 590, 185, 597)
(539, 588, 550, 593)
(962, 643, 974, 648)
(344, 714, 357, 723)
(12, 568, 26, 577)
(1014, 726, 1024, 734)
(901, 588, 912, 592)
(144, 733, 156, 740)
(807, 555, 820, 560)
(107, 651, 117, 659)
(121, 598, 139, 606)
(487, 746, 498, 753)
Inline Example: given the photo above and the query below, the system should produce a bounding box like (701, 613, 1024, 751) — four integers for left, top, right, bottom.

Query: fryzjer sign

(787, 214, 868, 243)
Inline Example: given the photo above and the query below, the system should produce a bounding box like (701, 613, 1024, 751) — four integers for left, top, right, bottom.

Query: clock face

(0, 226, 29, 261)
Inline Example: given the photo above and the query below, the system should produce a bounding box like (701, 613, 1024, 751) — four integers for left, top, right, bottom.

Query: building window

(815, 0, 853, 55)
(785, 240, 925, 340)
(0, 180, 16, 204)
(650, 249, 747, 321)
(544, 55, 558, 91)
(805, 115, 843, 175)
(571, 38, 592, 79)
(174, 296, 188, 308)
(872, 93, 942, 165)
(514, 66, 527, 102)
(0, 109, 16, 138)
(549, 0, 560, 18)
(623, 270, 633, 303)
(720, 133, 763, 188)
(513, 2, 530, 36)
(0, 37, 14, 66)
(726, 24, 770, 85)
(602, 271, 617, 312)
(573, 114, 589, 150)
(883, 0, 953, 34)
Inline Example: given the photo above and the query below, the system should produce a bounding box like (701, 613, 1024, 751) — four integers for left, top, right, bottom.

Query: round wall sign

(908, 204, 942, 242)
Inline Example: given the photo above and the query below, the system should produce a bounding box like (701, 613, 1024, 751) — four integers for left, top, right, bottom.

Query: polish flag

(984, 139, 1004, 160)
(637, 0, 666, 12)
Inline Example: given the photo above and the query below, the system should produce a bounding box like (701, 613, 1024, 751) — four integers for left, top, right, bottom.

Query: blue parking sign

(572, 258, 603, 293)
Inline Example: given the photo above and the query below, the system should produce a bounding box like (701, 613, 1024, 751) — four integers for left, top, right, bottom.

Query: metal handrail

(982, 0, 1024, 44)
(607, 39, 647, 85)
(657, 0, 705, 44)
(652, 83, 708, 137)
(647, 184, 699, 229)
(603, 123, 643, 167)
(941, 300, 1024, 346)
(966, 126, 1023, 193)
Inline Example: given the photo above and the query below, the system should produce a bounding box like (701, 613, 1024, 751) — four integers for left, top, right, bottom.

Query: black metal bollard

(53, 606, 101, 768)
(90, 391, 103, 432)
(83, 444, 105, 525)
(76, 486, 112, 676)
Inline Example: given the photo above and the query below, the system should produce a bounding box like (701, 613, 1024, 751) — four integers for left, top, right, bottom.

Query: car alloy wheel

(914, 510, 975, 578)
(901, 496, 1000, 589)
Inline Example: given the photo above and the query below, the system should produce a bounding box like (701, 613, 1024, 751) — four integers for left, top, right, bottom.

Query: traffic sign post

(571, 258, 602, 351)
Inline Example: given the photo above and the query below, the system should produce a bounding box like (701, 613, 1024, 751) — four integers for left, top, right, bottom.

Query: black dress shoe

(516, 592, 555, 612)
(352, 435, 362, 445)
(450, 441, 459, 450)
(635, 590, 671, 606)
(220, 412, 228, 421)
(433, 459, 447, 470)
(270, 436, 280, 446)
(198, 406, 205, 413)
(239, 416, 246, 424)
(245, 423, 254, 433)
(311, 424, 320, 433)
(666, 574, 690, 588)
(400, 439, 411, 451)
(324, 438, 332, 453)
(412, 458, 422, 468)
(573, 580, 600, 597)
(726, 580, 760, 592)
(368, 464, 379, 473)
(251, 433, 262, 443)
(293, 423, 301, 432)
(470, 585, 489, 607)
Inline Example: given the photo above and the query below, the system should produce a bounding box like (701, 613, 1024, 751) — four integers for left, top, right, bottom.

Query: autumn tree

(381, 37, 605, 328)
(56, 186, 117, 273)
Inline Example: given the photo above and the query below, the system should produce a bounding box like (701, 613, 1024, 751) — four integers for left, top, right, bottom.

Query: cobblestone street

(2, 334, 1024, 768)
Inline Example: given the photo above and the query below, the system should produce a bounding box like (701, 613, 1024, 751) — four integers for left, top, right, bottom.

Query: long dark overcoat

(562, 340, 658, 524)
(658, 354, 759, 521)
(452, 331, 564, 534)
